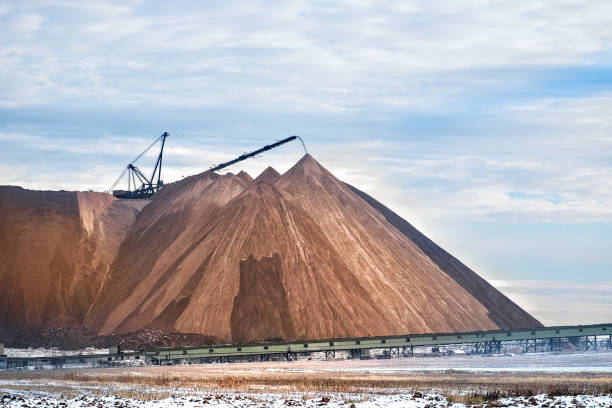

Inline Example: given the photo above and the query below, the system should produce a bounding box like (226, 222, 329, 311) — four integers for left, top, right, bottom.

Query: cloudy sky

(1, 0, 611, 325)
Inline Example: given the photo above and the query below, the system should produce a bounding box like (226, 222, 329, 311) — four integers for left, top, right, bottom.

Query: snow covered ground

(1, 391, 611, 407)
(4, 347, 612, 372)
(276, 351, 612, 374)
(1, 352, 611, 406)
(4, 347, 109, 358)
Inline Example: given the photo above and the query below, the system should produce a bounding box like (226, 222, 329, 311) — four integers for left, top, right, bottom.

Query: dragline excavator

(111, 132, 305, 199)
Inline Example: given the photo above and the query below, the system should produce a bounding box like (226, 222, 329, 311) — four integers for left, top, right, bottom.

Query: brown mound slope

(0, 186, 146, 341)
(84, 172, 249, 338)
(84, 154, 540, 342)
(344, 183, 542, 329)
(231, 254, 296, 343)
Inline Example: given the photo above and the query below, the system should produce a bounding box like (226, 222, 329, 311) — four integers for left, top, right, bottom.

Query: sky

(1, 0, 611, 326)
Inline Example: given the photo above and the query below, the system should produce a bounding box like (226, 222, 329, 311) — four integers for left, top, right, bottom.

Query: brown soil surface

(230, 254, 296, 342)
(0, 187, 146, 342)
(83, 154, 540, 344)
(0, 153, 541, 347)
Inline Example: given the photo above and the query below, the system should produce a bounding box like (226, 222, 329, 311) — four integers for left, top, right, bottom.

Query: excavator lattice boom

(111, 132, 305, 200)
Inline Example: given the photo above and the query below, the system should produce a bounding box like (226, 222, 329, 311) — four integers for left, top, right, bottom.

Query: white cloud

(0, 0, 610, 323)
(1, 1, 611, 112)
(0, 131, 152, 157)
(10, 13, 45, 33)
(0, 164, 26, 185)
(1, 1, 611, 224)
(317, 93, 612, 223)
(489, 280, 612, 326)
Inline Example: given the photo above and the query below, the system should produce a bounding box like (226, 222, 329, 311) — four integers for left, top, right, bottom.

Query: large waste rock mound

(83, 154, 541, 343)
(0, 186, 146, 342)
(0, 155, 541, 346)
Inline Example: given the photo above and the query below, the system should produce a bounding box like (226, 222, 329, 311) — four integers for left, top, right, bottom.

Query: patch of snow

(260, 351, 612, 374)
(0, 391, 611, 408)
(4, 347, 109, 358)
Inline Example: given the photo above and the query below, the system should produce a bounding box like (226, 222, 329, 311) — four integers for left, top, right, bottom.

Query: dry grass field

(1, 357, 612, 404)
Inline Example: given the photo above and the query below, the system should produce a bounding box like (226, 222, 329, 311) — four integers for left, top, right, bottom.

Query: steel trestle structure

(3, 323, 611, 369)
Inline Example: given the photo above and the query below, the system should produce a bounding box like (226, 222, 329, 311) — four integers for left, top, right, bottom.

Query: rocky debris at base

(8, 327, 217, 350)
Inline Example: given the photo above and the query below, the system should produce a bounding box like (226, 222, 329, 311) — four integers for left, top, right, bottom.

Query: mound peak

(277, 154, 331, 187)
(294, 153, 328, 173)
(254, 166, 281, 184)
(236, 170, 253, 184)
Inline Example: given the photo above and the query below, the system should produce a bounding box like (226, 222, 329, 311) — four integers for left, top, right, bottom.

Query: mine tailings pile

(0, 154, 541, 346)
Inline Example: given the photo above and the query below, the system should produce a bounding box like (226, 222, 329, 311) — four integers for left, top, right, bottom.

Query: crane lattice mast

(111, 132, 169, 199)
